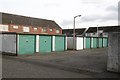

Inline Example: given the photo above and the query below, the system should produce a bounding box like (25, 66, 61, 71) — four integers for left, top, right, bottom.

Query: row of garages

(0, 33, 108, 56)
(67, 37, 108, 50)
(0, 32, 67, 55)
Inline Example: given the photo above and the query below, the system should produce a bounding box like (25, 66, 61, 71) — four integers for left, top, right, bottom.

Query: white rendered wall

(65, 37, 67, 50)
(36, 35, 39, 52)
(91, 38, 93, 48)
(76, 37, 83, 50)
(52, 36, 55, 51)
(0, 34, 2, 52)
(2, 34, 16, 54)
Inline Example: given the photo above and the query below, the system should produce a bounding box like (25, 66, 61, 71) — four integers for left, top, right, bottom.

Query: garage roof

(86, 26, 120, 33)
(62, 28, 86, 36)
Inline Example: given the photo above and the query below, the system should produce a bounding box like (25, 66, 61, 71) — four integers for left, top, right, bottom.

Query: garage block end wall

(107, 32, 120, 72)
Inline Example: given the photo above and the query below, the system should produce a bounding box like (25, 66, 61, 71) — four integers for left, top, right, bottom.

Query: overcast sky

(0, 0, 119, 29)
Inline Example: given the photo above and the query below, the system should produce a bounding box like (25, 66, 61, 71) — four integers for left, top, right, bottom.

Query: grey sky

(0, 0, 119, 29)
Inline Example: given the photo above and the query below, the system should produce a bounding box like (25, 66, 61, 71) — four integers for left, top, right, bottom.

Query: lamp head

(74, 15, 81, 18)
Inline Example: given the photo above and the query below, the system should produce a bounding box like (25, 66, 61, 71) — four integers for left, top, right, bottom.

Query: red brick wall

(59, 29, 62, 34)
(29, 27, 42, 34)
(9, 24, 23, 33)
(6, 24, 62, 35)
(47, 28, 56, 35)
(46, 28, 62, 35)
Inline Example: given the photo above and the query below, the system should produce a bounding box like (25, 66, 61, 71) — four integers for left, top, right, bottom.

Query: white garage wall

(91, 38, 93, 48)
(52, 36, 55, 51)
(76, 37, 84, 50)
(2, 34, 16, 54)
(0, 34, 2, 52)
(36, 35, 39, 52)
(65, 37, 67, 50)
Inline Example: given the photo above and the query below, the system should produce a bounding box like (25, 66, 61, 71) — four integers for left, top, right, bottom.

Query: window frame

(23, 26, 30, 32)
(56, 29, 60, 33)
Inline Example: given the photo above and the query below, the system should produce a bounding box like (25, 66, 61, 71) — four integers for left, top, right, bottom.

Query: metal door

(18, 35, 35, 54)
(85, 37, 91, 48)
(39, 35, 52, 53)
(55, 36, 65, 51)
(99, 38, 103, 48)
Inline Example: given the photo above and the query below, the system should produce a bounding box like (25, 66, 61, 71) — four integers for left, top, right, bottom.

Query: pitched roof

(86, 26, 120, 33)
(62, 28, 86, 35)
(1, 12, 61, 29)
(86, 27, 97, 33)
(102, 26, 120, 32)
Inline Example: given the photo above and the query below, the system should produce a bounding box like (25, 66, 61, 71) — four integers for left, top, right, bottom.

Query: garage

(18, 34, 36, 55)
(98, 37, 103, 48)
(1, 33, 36, 55)
(55, 36, 66, 51)
(103, 38, 108, 47)
(39, 35, 52, 53)
(67, 37, 83, 50)
(1, 33, 17, 55)
(91, 37, 97, 48)
(85, 37, 91, 49)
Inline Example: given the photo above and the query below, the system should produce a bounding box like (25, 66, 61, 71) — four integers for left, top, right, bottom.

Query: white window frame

(13, 26, 19, 29)
(56, 29, 60, 33)
(0, 24, 8, 31)
(50, 28, 53, 32)
(23, 26, 30, 32)
(34, 27, 38, 31)
(42, 27, 47, 33)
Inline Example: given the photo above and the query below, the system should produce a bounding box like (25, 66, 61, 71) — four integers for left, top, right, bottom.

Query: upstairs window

(0, 24, 8, 31)
(23, 26, 30, 32)
(50, 28, 53, 32)
(13, 26, 19, 29)
(56, 29, 60, 33)
(34, 27, 38, 31)
(42, 27, 47, 33)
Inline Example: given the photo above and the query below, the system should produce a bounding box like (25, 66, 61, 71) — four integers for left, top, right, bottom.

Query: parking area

(2, 48, 120, 78)
(14, 48, 107, 72)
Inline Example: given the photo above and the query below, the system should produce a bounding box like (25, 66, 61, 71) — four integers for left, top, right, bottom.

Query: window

(23, 26, 29, 32)
(56, 29, 60, 33)
(42, 27, 47, 33)
(0, 24, 8, 31)
(13, 26, 18, 29)
(34, 28, 38, 31)
(50, 28, 53, 32)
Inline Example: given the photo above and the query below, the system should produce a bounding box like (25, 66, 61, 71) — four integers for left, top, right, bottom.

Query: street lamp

(73, 15, 81, 50)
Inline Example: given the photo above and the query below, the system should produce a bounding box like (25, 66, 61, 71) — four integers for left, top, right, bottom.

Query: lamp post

(73, 15, 81, 50)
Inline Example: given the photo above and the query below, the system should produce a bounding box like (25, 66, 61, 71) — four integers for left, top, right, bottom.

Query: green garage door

(18, 35, 35, 54)
(39, 35, 52, 53)
(55, 36, 65, 51)
(85, 37, 91, 48)
(99, 38, 103, 48)
(92, 38, 97, 48)
(103, 38, 108, 47)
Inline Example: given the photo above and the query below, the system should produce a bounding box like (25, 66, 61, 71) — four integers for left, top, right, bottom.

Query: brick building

(0, 12, 62, 35)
